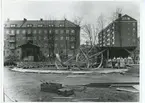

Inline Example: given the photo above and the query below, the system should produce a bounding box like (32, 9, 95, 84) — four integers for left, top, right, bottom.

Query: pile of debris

(40, 82, 74, 97)
(17, 62, 55, 69)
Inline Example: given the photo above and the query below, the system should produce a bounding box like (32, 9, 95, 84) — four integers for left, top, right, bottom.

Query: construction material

(40, 82, 62, 93)
(58, 88, 74, 96)
(116, 87, 139, 93)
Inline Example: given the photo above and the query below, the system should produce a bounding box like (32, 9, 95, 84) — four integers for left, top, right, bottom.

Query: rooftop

(4, 19, 79, 28)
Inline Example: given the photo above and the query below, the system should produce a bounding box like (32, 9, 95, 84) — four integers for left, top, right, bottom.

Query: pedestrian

(116, 57, 120, 69)
(120, 57, 125, 68)
(112, 57, 116, 68)
(124, 57, 127, 68)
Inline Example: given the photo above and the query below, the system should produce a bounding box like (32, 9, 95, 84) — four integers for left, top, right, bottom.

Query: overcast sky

(3, 0, 140, 22)
(3, 0, 140, 43)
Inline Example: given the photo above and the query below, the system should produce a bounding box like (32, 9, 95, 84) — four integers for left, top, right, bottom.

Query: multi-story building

(98, 14, 138, 58)
(4, 18, 80, 61)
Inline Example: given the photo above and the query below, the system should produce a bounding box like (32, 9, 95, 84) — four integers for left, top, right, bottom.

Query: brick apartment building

(4, 18, 80, 62)
(98, 14, 138, 58)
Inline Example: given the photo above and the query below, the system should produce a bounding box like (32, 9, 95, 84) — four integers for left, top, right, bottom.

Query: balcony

(9, 33, 15, 36)
(9, 39, 15, 43)
(9, 46, 15, 49)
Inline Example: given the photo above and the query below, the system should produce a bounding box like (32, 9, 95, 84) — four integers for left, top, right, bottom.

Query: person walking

(116, 57, 120, 69)
(112, 57, 116, 68)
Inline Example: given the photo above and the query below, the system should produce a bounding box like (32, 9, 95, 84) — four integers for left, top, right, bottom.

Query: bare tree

(110, 7, 123, 22)
(81, 13, 106, 47)
(73, 16, 83, 27)
(97, 13, 107, 46)
(82, 24, 99, 46)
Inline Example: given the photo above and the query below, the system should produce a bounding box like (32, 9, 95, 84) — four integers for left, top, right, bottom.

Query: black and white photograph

(3, 0, 140, 102)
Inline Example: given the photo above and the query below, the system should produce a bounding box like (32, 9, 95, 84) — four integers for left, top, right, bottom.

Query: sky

(2, 0, 140, 44)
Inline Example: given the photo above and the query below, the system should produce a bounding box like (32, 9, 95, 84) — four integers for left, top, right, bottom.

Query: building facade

(98, 14, 137, 48)
(98, 14, 138, 59)
(4, 19, 80, 61)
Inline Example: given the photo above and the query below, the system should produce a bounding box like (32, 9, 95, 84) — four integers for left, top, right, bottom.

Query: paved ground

(4, 67, 139, 102)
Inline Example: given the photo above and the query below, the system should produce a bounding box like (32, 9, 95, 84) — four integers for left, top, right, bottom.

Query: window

(27, 24, 33, 27)
(128, 33, 130, 35)
(23, 37, 26, 40)
(127, 17, 130, 20)
(28, 37, 33, 40)
(60, 36, 63, 40)
(22, 30, 26, 34)
(7, 51, 9, 54)
(55, 37, 58, 40)
(71, 45, 74, 49)
(133, 28, 136, 31)
(38, 30, 42, 34)
(10, 37, 15, 41)
(27, 29, 31, 34)
(112, 31, 114, 34)
(107, 42, 110, 45)
(44, 37, 47, 40)
(39, 36, 41, 40)
(55, 30, 59, 34)
(66, 37, 69, 40)
(60, 44, 63, 47)
(133, 39, 136, 42)
(112, 36, 115, 39)
(5, 30, 9, 34)
(70, 37, 75, 41)
(59, 24, 64, 27)
(133, 23, 136, 26)
(11, 30, 15, 34)
(49, 30, 52, 34)
(107, 29, 110, 32)
(55, 44, 57, 47)
(107, 38, 110, 41)
(66, 30, 69, 34)
(45, 44, 47, 47)
(112, 26, 114, 29)
(112, 41, 115, 44)
(33, 37, 37, 40)
(44, 30, 47, 34)
(71, 30, 75, 33)
(33, 30, 37, 34)
(60, 30, 64, 34)
(10, 24, 17, 27)
(38, 24, 44, 27)
(16, 30, 20, 34)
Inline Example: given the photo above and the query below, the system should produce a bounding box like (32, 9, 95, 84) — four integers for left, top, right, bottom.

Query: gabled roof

(17, 42, 40, 48)
(4, 19, 79, 28)
(115, 14, 137, 21)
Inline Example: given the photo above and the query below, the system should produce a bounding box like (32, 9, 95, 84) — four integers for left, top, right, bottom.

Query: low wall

(16, 62, 56, 68)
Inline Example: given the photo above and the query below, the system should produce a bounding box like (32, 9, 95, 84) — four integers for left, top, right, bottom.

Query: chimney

(23, 18, 27, 21)
(40, 18, 43, 21)
(118, 13, 122, 18)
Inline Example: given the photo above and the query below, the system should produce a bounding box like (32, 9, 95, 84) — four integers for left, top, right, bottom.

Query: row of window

(5, 29, 75, 35)
(122, 17, 131, 20)
(8, 24, 67, 27)
(6, 36, 76, 41)
(5, 43, 75, 50)
(54, 44, 75, 49)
